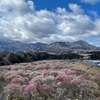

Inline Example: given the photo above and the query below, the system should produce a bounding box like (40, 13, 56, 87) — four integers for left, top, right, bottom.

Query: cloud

(0, 0, 100, 46)
(90, 11, 98, 18)
(69, 3, 84, 15)
(0, 0, 34, 15)
(81, 0, 100, 5)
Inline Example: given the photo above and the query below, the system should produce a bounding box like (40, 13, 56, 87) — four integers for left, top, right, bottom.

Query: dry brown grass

(71, 63, 90, 70)
(71, 63, 100, 75)
(79, 53, 91, 57)
(87, 67, 100, 75)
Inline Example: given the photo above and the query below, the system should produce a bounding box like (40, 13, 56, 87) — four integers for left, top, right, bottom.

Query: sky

(0, 0, 100, 46)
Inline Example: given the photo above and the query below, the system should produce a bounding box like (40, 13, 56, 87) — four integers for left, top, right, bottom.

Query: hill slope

(41, 40, 99, 53)
(0, 40, 99, 52)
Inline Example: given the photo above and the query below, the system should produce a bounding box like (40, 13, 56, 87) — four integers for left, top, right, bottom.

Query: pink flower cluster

(10, 78, 25, 85)
(24, 84, 36, 94)
(1, 60, 99, 100)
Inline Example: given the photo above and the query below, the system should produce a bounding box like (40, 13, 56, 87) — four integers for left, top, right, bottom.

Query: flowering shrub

(37, 84, 54, 97)
(1, 60, 99, 100)
(60, 76, 72, 86)
(24, 84, 36, 96)
(94, 73, 100, 82)
(67, 69, 76, 75)
(10, 78, 25, 85)
(4, 83, 23, 99)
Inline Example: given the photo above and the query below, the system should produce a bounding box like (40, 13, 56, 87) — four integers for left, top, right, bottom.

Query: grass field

(71, 63, 100, 75)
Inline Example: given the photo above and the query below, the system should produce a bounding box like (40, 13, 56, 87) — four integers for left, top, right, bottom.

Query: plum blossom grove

(0, 60, 100, 100)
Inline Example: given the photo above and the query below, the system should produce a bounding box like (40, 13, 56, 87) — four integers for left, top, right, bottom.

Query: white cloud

(27, 0, 34, 11)
(90, 11, 98, 17)
(81, 0, 100, 5)
(0, 0, 100, 46)
(0, 0, 34, 15)
(69, 3, 84, 15)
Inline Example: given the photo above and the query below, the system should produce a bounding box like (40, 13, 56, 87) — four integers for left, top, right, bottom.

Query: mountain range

(0, 40, 99, 53)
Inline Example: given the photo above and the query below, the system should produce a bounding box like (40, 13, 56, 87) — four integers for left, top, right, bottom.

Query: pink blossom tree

(4, 83, 24, 100)
(66, 69, 76, 75)
(10, 78, 25, 85)
(94, 73, 100, 85)
(1, 60, 100, 100)
(71, 77, 98, 99)
(24, 84, 36, 100)
(36, 83, 54, 100)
